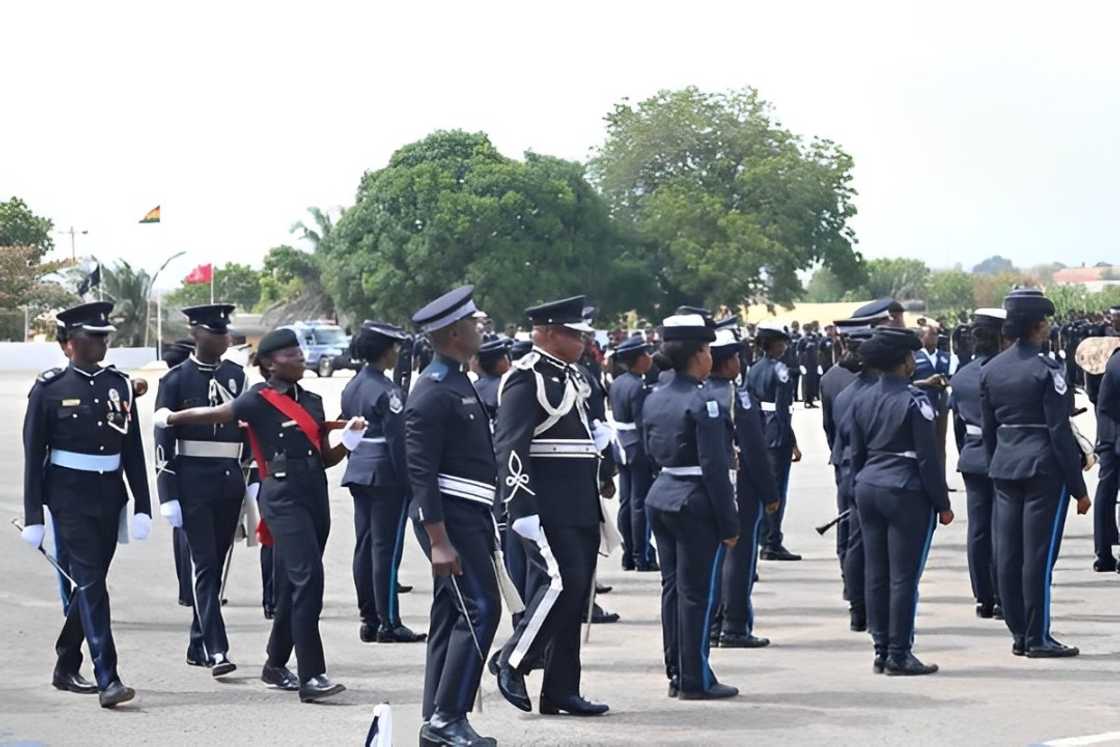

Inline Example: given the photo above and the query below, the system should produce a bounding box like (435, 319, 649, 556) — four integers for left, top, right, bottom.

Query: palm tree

(289, 207, 337, 251)
(101, 260, 152, 346)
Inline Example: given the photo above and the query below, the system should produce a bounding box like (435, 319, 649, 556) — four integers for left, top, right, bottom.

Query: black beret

(258, 328, 301, 356)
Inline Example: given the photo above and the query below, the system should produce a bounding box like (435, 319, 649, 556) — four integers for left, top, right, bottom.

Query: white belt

(965, 424, 982, 437)
(177, 440, 243, 459)
(50, 449, 121, 472)
(529, 439, 599, 458)
(361, 436, 387, 444)
(613, 422, 638, 431)
(661, 465, 703, 477)
(759, 402, 793, 413)
(1000, 423, 1048, 430)
(874, 450, 918, 459)
(437, 473, 496, 505)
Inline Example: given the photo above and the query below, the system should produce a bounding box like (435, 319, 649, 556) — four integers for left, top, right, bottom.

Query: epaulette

(1039, 353, 1061, 369)
(36, 367, 65, 386)
(513, 351, 540, 371)
(423, 359, 449, 382)
(220, 358, 244, 371)
(104, 364, 131, 381)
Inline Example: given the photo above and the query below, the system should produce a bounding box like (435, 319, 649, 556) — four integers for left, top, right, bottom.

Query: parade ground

(2, 369, 1119, 747)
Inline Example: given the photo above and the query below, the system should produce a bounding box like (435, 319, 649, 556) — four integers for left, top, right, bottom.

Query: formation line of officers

(18, 285, 1096, 746)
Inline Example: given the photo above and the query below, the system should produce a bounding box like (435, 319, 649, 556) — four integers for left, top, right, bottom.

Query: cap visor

(565, 321, 594, 333)
(80, 324, 116, 334)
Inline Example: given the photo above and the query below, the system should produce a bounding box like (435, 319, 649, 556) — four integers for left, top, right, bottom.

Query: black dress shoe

(263, 606, 275, 620)
(596, 583, 612, 594)
(177, 599, 193, 608)
(377, 623, 428, 643)
(211, 654, 237, 677)
(186, 649, 211, 668)
(636, 561, 660, 572)
(397, 582, 413, 594)
(52, 670, 98, 694)
(719, 632, 770, 648)
(873, 656, 886, 674)
(420, 716, 495, 746)
(299, 675, 345, 703)
(1026, 640, 1079, 658)
(99, 680, 135, 708)
(584, 605, 621, 624)
(261, 663, 300, 691)
(539, 693, 609, 716)
(976, 602, 995, 619)
(667, 676, 679, 698)
(497, 664, 531, 712)
(885, 653, 938, 676)
(760, 546, 801, 561)
(1093, 556, 1117, 573)
(359, 623, 378, 643)
(1012, 637, 1026, 656)
(678, 683, 739, 700)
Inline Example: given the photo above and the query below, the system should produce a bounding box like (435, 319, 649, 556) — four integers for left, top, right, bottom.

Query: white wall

(0, 343, 156, 371)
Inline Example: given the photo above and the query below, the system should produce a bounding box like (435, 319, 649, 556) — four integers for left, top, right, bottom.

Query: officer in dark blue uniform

(849, 327, 953, 675)
(21, 302, 153, 707)
(341, 321, 427, 644)
(642, 313, 740, 699)
(819, 325, 836, 375)
(981, 289, 1091, 658)
(154, 304, 249, 676)
(474, 336, 512, 421)
(1094, 324, 1120, 572)
(705, 320, 779, 649)
(158, 328, 362, 701)
(913, 324, 952, 469)
(160, 339, 200, 609)
(404, 286, 501, 747)
(798, 323, 821, 408)
(819, 321, 859, 585)
(948, 308, 1007, 618)
(826, 318, 880, 631)
(747, 320, 802, 561)
(609, 335, 657, 572)
(493, 296, 610, 718)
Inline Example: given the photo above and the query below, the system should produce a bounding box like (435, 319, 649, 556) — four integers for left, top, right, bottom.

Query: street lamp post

(55, 227, 89, 261)
(145, 251, 187, 359)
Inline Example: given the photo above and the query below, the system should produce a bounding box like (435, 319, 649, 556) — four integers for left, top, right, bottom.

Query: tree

(588, 86, 863, 311)
(290, 207, 337, 251)
(860, 257, 929, 300)
(0, 197, 54, 259)
(926, 269, 975, 312)
(165, 262, 262, 311)
(321, 131, 651, 326)
(972, 255, 1016, 275)
(0, 245, 76, 339)
(258, 244, 335, 323)
(101, 260, 152, 347)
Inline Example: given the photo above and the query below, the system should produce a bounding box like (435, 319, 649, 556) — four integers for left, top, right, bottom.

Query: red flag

(183, 263, 213, 285)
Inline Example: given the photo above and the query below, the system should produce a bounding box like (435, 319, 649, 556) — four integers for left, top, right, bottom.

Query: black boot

(261, 663, 300, 691)
(359, 622, 378, 643)
(976, 602, 995, 619)
(850, 609, 867, 632)
(678, 683, 739, 700)
(1012, 637, 1026, 657)
(885, 653, 939, 676)
(1093, 556, 1117, 573)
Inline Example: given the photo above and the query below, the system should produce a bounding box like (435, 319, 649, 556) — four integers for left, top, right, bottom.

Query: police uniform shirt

(24, 364, 151, 525)
(848, 375, 950, 511)
(746, 354, 797, 449)
(947, 356, 990, 475)
(819, 335, 835, 371)
(1097, 348, 1120, 450)
(231, 382, 326, 483)
(404, 354, 497, 525)
(913, 346, 951, 411)
(705, 377, 778, 505)
(830, 371, 878, 468)
(820, 365, 858, 451)
(340, 365, 407, 490)
(155, 356, 248, 504)
(980, 341, 1088, 498)
(473, 374, 503, 422)
(495, 348, 601, 529)
(609, 371, 650, 464)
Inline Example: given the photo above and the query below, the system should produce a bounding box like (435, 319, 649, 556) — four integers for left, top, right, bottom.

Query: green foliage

(0, 196, 54, 258)
(972, 255, 1016, 275)
(165, 262, 262, 311)
(322, 131, 650, 326)
(101, 260, 152, 347)
(926, 269, 975, 313)
(859, 257, 929, 300)
(290, 207, 336, 251)
(588, 86, 862, 311)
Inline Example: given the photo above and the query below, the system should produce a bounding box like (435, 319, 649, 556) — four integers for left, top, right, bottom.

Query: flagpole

(156, 289, 162, 360)
(210, 265, 215, 304)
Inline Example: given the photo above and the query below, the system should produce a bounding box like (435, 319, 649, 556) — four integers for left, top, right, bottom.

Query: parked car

(280, 321, 357, 377)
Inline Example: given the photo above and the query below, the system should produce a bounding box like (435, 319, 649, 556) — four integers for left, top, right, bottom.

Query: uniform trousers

(413, 499, 500, 720)
(833, 466, 850, 567)
(856, 483, 935, 658)
(764, 445, 793, 548)
(260, 544, 275, 613)
(993, 476, 1069, 648)
(350, 485, 410, 627)
(173, 527, 193, 606)
(650, 505, 724, 694)
(802, 372, 819, 404)
(53, 506, 121, 690)
(1093, 447, 1119, 561)
(499, 523, 598, 699)
(260, 471, 331, 683)
(963, 473, 999, 606)
(617, 456, 655, 567)
(840, 475, 865, 618)
(502, 522, 547, 629)
(719, 486, 764, 636)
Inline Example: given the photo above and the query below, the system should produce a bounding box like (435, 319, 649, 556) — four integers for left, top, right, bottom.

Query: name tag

(461, 397, 477, 406)
(62, 398, 81, 406)
(281, 420, 297, 428)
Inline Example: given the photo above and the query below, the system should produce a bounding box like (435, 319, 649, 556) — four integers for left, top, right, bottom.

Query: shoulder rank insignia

(738, 391, 753, 410)
(389, 392, 404, 413)
(1050, 367, 1067, 395)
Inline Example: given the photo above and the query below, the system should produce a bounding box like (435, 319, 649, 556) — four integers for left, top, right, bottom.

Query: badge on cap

(706, 400, 720, 419)
(738, 391, 753, 410)
(389, 393, 403, 414)
(1051, 368, 1067, 395)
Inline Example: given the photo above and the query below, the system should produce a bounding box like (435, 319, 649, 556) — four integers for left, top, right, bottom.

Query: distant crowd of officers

(17, 290, 1120, 747)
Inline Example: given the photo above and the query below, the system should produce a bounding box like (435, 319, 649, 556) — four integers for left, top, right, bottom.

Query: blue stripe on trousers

(745, 505, 764, 633)
(1042, 487, 1070, 641)
(387, 499, 409, 624)
(910, 509, 936, 645)
(701, 544, 726, 690)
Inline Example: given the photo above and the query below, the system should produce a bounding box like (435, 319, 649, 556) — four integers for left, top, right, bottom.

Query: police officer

(786, 320, 802, 401)
(156, 328, 363, 701)
(914, 324, 952, 470)
(706, 320, 779, 648)
(609, 335, 657, 572)
(21, 302, 153, 707)
(474, 337, 512, 421)
(404, 286, 501, 746)
(948, 308, 1007, 617)
(160, 339, 199, 610)
(642, 312, 740, 699)
(1094, 317, 1120, 572)
(340, 321, 427, 644)
(799, 322, 821, 408)
(154, 304, 250, 676)
(748, 321, 802, 561)
(849, 327, 953, 675)
(819, 325, 836, 376)
(493, 296, 610, 717)
(981, 289, 1092, 658)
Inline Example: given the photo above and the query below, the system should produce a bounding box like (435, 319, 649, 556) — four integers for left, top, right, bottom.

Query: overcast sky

(3, 1, 1118, 289)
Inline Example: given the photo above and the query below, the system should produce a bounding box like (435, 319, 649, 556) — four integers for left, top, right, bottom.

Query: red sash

(244, 386, 324, 547)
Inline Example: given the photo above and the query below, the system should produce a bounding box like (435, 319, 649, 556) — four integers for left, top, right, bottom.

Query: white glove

(245, 482, 260, 502)
(512, 514, 542, 542)
(817, 366, 823, 375)
(153, 407, 173, 429)
(591, 419, 615, 452)
(799, 366, 808, 375)
(160, 500, 183, 528)
(340, 416, 368, 451)
(130, 513, 152, 541)
(21, 523, 45, 548)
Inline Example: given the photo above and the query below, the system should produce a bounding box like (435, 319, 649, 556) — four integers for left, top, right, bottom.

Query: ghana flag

(140, 205, 160, 224)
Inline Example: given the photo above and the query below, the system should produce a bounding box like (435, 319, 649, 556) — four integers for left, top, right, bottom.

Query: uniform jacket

(232, 382, 327, 501)
(1097, 348, 1120, 453)
(705, 377, 778, 506)
(746, 354, 797, 449)
(608, 371, 649, 464)
(948, 355, 991, 475)
(820, 364, 858, 452)
(913, 347, 951, 411)
(473, 374, 503, 423)
(340, 365, 408, 491)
